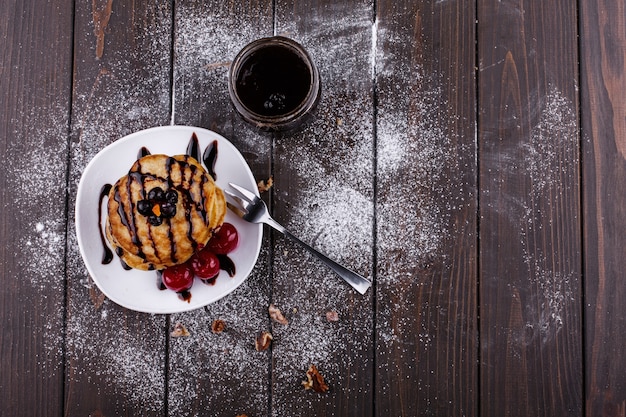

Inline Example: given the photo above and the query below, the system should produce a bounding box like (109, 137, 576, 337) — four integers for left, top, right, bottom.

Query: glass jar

(228, 36, 321, 131)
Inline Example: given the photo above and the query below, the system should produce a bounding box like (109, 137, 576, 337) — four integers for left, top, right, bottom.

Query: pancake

(106, 154, 226, 271)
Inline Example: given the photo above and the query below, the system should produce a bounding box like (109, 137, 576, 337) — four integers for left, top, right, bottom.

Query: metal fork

(225, 183, 372, 295)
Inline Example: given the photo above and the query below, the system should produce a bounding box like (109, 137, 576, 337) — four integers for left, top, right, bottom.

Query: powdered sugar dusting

(376, 67, 458, 285)
(293, 184, 373, 268)
(269, 3, 375, 415)
(525, 259, 575, 343)
(479, 81, 578, 347)
(66, 296, 166, 409)
(168, 258, 271, 416)
(172, 0, 272, 155)
(275, 92, 375, 274)
(275, 1, 375, 270)
(163, 3, 276, 415)
(63, 3, 172, 412)
(521, 85, 578, 343)
(270, 294, 372, 413)
(525, 84, 578, 193)
(7, 101, 69, 374)
(371, 21, 475, 412)
(20, 219, 65, 292)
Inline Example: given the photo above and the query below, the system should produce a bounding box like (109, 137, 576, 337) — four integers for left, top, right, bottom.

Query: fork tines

(228, 183, 258, 202)
(224, 183, 262, 215)
(225, 200, 246, 217)
(224, 190, 247, 210)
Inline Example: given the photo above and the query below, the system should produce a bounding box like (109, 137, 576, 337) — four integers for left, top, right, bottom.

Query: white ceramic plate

(75, 126, 262, 314)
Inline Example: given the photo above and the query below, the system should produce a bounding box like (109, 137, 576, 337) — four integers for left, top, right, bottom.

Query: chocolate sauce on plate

(99, 184, 114, 264)
(202, 140, 218, 180)
(178, 290, 192, 302)
(186, 132, 200, 161)
(138, 146, 151, 159)
(156, 271, 166, 290)
(217, 254, 236, 277)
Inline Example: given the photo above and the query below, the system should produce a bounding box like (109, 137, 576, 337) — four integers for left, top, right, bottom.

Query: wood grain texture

(478, 0, 582, 415)
(580, 0, 626, 415)
(0, 1, 74, 416)
(65, 1, 172, 415)
(168, 1, 274, 416)
(4, 0, 626, 414)
(374, 0, 478, 416)
(271, 1, 375, 415)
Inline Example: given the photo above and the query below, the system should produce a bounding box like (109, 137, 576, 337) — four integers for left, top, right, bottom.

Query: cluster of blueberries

(137, 187, 178, 226)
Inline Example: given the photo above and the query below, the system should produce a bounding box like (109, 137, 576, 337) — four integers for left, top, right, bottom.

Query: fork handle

(265, 218, 371, 294)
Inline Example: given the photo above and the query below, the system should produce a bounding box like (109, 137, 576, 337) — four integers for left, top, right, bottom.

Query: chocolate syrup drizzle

(98, 132, 236, 301)
(99, 184, 114, 264)
(186, 132, 200, 161)
(138, 146, 151, 158)
(203, 140, 218, 180)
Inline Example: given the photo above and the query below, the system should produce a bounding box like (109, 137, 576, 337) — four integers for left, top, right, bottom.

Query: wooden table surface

(1, 0, 625, 416)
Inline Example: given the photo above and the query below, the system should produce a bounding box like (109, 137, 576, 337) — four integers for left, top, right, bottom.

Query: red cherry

(189, 249, 220, 279)
(207, 223, 239, 254)
(161, 263, 194, 293)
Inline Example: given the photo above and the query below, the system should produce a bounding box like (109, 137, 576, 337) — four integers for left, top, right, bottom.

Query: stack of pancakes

(106, 154, 226, 271)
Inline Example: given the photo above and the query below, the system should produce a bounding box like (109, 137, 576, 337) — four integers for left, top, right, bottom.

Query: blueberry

(148, 215, 162, 226)
(148, 187, 165, 201)
(165, 190, 178, 204)
(137, 200, 153, 216)
(264, 92, 286, 112)
(160, 202, 176, 218)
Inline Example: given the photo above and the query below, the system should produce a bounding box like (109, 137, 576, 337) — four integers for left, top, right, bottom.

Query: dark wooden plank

(580, 0, 626, 414)
(270, 1, 375, 415)
(0, 0, 73, 415)
(374, 1, 478, 415)
(65, 1, 172, 415)
(478, 0, 582, 415)
(168, 1, 274, 416)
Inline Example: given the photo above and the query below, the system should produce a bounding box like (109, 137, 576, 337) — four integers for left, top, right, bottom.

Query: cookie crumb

(326, 310, 339, 322)
(257, 176, 273, 193)
(211, 319, 226, 334)
(170, 322, 190, 337)
(268, 304, 288, 325)
(302, 364, 329, 393)
(255, 331, 273, 351)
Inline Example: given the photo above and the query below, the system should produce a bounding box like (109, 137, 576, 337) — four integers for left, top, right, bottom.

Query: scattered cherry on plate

(161, 263, 194, 293)
(189, 249, 220, 279)
(206, 223, 239, 254)
(159, 222, 239, 299)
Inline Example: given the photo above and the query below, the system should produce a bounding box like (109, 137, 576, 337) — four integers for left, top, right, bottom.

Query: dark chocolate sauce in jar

(229, 37, 320, 131)
(235, 45, 311, 117)
(99, 184, 114, 264)
(202, 140, 218, 180)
